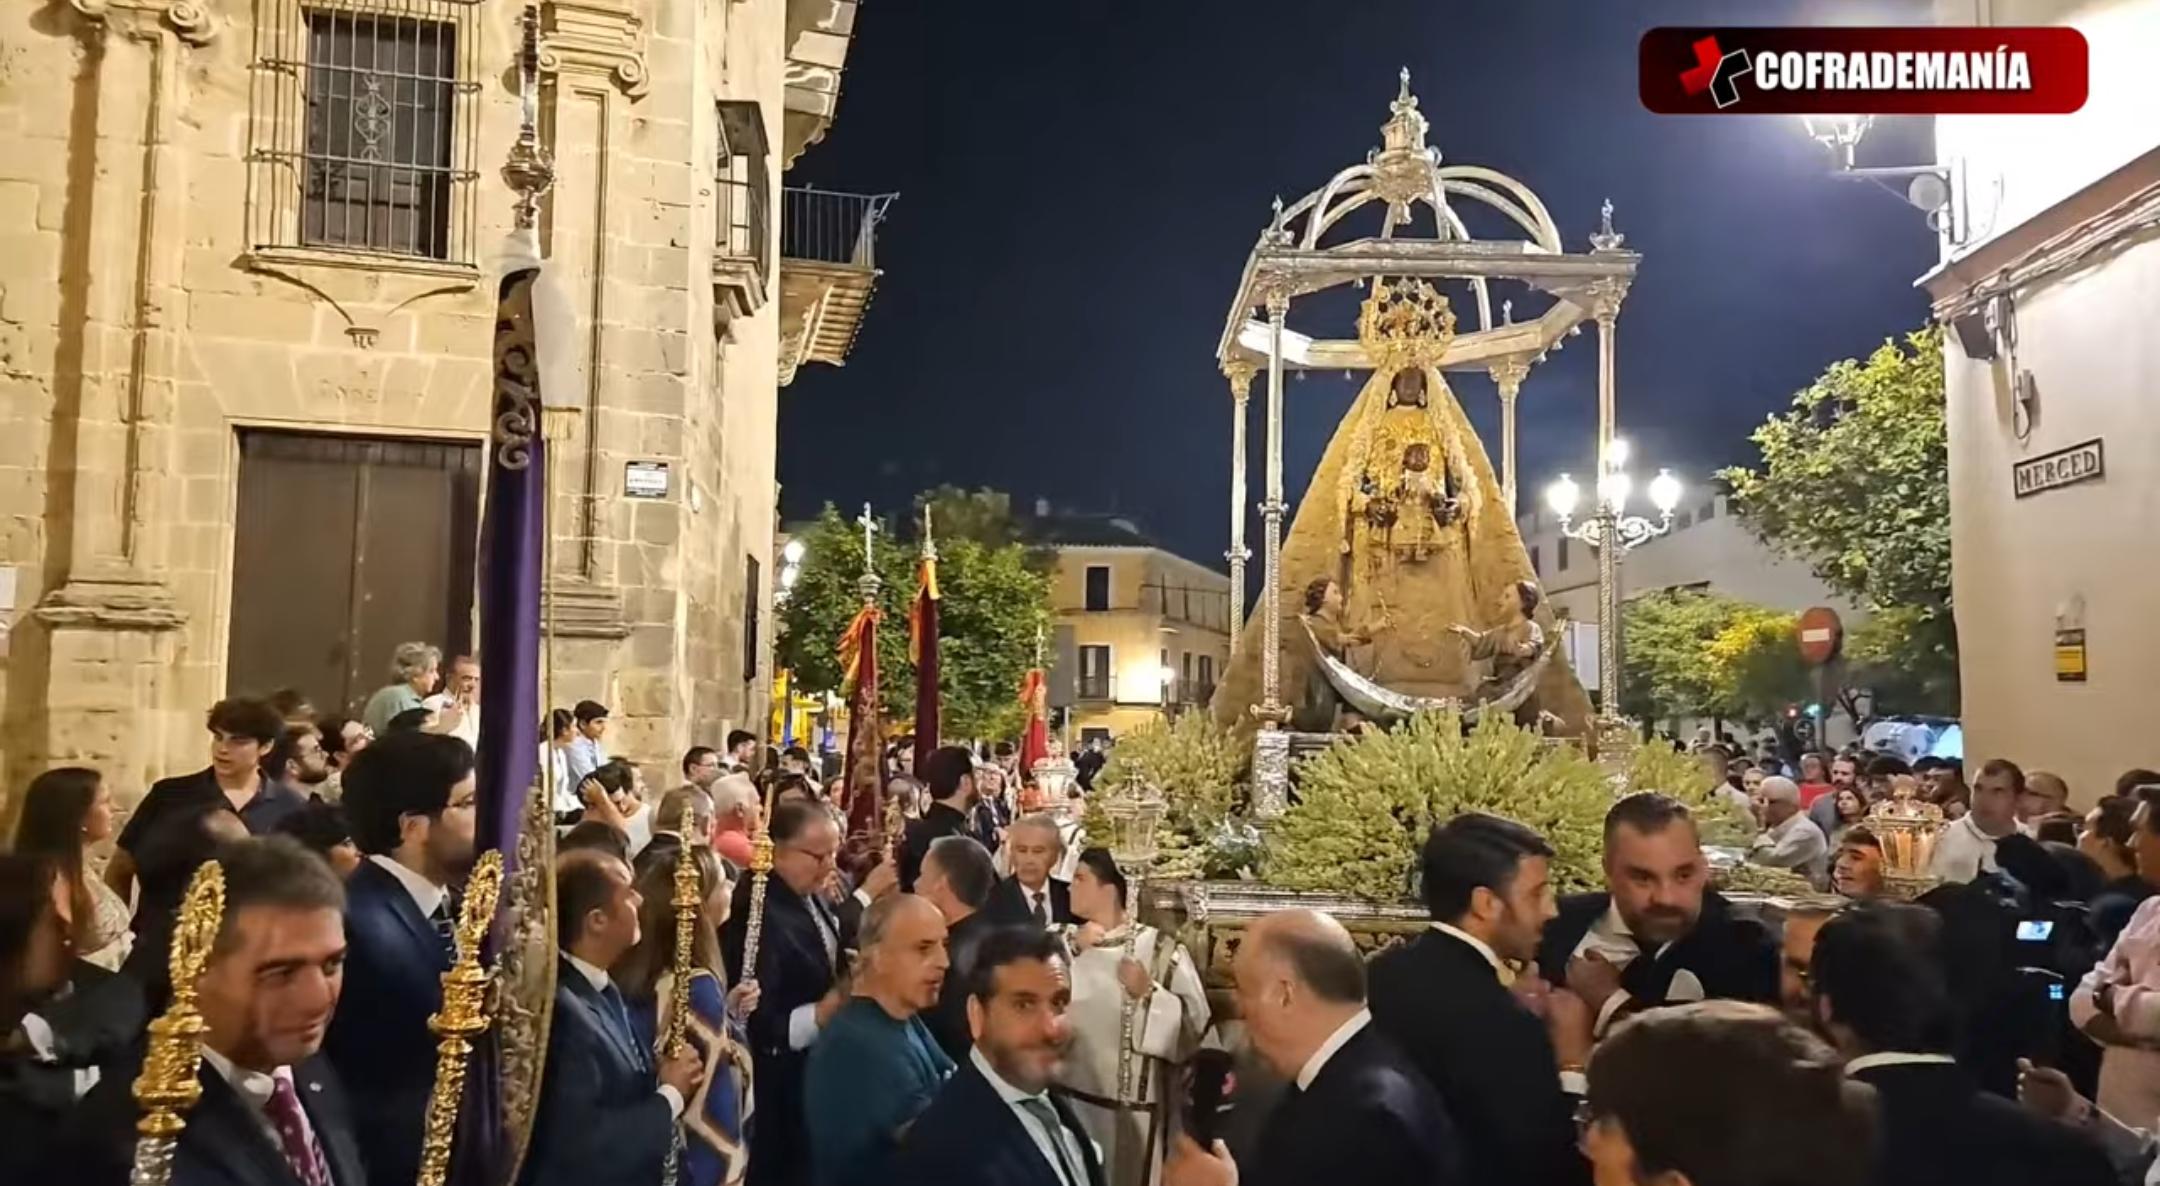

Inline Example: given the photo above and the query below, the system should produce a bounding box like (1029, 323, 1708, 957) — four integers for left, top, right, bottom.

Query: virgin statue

(1210, 277, 1592, 735)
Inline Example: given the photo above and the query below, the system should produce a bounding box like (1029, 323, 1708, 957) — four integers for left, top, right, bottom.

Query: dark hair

(0, 852, 59, 1023)
(1588, 1001, 1875, 1186)
(921, 745, 977, 801)
(274, 800, 355, 859)
(207, 697, 284, 746)
(591, 759, 638, 798)
(385, 707, 434, 734)
(318, 715, 361, 762)
(1302, 576, 1333, 614)
(992, 741, 1015, 760)
(1838, 825, 1882, 854)
(967, 924, 1069, 1002)
(1603, 792, 1695, 845)
(1977, 758, 2026, 793)
(573, 700, 610, 725)
(1514, 580, 1542, 618)
(1264, 924, 1366, 1006)
(783, 745, 812, 764)
(213, 836, 347, 955)
(2116, 769, 2160, 799)
(770, 798, 832, 846)
(682, 746, 718, 778)
(1419, 813, 1553, 923)
(773, 773, 816, 804)
(12, 767, 101, 950)
(1810, 902, 1954, 1054)
(1075, 847, 1128, 910)
(341, 730, 475, 855)
(2089, 795, 2138, 850)
(924, 835, 998, 909)
(263, 722, 320, 780)
(267, 688, 314, 719)
(1866, 755, 1912, 780)
(557, 849, 631, 950)
(548, 708, 574, 739)
(725, 729, 757, 753)
(560, 820, 631, 865)
(2033, 812, 2081, 847)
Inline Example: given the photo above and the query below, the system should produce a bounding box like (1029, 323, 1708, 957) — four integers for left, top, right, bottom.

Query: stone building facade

(0, 0, 875, 815)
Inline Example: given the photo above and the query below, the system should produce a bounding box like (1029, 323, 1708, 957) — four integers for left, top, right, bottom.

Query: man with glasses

(722, 799, 854, 1186)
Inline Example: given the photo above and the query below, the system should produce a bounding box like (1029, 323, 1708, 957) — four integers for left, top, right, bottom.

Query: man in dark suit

(526, 848, 707, 1186)
(984, 814, 1074, 928)
(324, 730, 477, 1186)
(1166, 909, 1462, 1186)
(901, 745, 978, 892)
(69, 836, 368, 1186)
(1810, 902, 2116, 1186)
(1369, 814, 1588, 1186)
(722, 799, 854, 1186)
(895, 926, 1103, 1186)
(1534, 792, 1778, 1041)
(916, 833, 1003, 1061)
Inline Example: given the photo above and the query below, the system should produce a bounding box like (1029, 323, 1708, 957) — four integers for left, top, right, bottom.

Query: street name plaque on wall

(2013, 439, 2104, 499)
(623, 460, 671, 499)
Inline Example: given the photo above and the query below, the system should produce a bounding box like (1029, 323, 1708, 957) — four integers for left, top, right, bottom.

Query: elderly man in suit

(526, 849, 707, 1186)
(70, 837, 367, 1186)
(895, 925, 1103, 1186)
(324, 730, 477, 1186)
(985, 815, 1074, 929)
(722, 799, 855, 1186)
(1167, 909, 1463, 1186)
(1534, 792, 1779, 1041)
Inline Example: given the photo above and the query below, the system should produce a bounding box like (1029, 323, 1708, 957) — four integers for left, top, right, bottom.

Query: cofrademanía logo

(1640, 27, 2089, 115)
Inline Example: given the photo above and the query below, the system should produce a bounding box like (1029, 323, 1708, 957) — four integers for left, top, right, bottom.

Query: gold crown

(1356, 278, 1457, 373)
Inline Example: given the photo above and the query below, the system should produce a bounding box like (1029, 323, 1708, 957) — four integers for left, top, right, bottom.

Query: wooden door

(228, 431, 480, 713)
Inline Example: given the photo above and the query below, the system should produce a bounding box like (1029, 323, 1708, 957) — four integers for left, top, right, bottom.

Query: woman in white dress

(1057, 847, 1210, 1186)
(11, 767, 132, 970)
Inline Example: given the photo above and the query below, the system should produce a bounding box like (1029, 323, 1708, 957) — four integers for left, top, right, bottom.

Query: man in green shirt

(804, 893, 953, 1186)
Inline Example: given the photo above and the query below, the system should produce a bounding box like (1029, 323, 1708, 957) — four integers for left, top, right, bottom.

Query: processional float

(1204, 70, 1644, 812)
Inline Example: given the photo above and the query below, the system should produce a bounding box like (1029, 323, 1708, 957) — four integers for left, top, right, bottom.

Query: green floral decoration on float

(1089, 713, 1254, 880)
(1265, 713, 1736, 900)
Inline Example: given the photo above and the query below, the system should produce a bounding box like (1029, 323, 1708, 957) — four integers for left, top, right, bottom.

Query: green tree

(1720, 330, 1956, 712)
(1620, 590, 1810, 726)
(915, 485, 1026, 552)
(775, 501, 1052, 742)
(1702, 605, 1810, 721)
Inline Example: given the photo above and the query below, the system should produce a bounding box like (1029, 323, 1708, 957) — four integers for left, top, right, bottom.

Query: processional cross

(857, 503, 880, 564)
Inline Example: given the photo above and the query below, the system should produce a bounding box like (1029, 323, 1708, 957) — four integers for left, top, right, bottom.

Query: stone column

(1222, 358, 1255, 659)
(1258, 290, 1290, 725)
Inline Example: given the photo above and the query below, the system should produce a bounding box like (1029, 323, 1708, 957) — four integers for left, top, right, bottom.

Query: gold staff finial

(659, 804, 701, 1186)
(504, 7, 555, 231)
(738, 785, 778, 1006)
(415, 850, 506, 1186)
(131, 861, 227, 1186)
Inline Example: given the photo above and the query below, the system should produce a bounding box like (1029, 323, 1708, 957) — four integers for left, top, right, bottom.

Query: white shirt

(18, 1010, 99, 1098)
(973, 1047, 1094, 1186)
(1294, 1008, 1372, 1091)
(621, 805, 655, 859)
(546, 745, 579, 816)
(1928, 812, 2006, 883)
(367, 854, 447, 920)
(422, 693, 480, 749)
(1843, 1051, 1958, 1076)
(199, 1044, 318, 1153)
(1430, 922, 1505, 978)
(1568, 904, 1705, 1037)
(562, 952, 683, 1119)
(1749, 812, 1829, 878)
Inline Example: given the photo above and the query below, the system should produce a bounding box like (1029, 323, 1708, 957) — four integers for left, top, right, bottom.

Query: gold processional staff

(660, 804, 700, 1186)
(131, 861, 226, 1186)
(417, 849, 506, 1186)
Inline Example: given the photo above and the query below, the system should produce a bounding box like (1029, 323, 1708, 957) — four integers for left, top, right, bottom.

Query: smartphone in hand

(1184, 1049, 1236, 1150)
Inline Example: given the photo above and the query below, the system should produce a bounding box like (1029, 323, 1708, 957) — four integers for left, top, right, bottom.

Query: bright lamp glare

(1606, 437, 1631, 471)
(780, 565, 800, 589)
(1598, 470, 1632, 512)
(1159, 665, 1177, 686)
(782, 539, 806, 564)
(1545, 474, 1580, 519)
(1649, 469, 1683, 514)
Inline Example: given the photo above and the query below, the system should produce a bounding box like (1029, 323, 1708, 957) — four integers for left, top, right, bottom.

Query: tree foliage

(774, 501, 1052, 741)
(1719, 330, 1956, 711)
(1621, 590, 1809, 725)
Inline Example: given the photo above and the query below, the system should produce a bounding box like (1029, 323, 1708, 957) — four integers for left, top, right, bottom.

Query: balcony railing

(781, 186, 896, 269)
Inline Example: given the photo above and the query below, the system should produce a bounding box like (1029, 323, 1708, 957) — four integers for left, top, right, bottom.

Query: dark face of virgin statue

(1389, 367, 1427, 408)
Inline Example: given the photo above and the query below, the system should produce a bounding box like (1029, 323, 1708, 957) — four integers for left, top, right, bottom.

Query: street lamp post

(1546, 443, 1683, 728)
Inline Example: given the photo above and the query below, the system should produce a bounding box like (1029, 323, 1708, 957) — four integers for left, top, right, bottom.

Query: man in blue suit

(324, 730, 478, 1186)
(525, 848, 707, 1186)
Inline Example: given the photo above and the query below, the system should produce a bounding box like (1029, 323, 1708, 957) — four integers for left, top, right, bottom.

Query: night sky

(780, 0, 1940, 571)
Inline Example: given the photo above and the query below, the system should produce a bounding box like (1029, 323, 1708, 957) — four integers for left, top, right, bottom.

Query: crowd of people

(9, 639, 2160, 1186)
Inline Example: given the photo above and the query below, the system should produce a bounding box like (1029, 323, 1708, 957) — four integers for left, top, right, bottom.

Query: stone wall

(0, 0, 794, 818)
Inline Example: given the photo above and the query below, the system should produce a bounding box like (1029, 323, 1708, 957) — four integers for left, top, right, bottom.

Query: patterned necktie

(428, 897, 457, 958)
(264, 1074, 333, 1186)
(1030, 891, 1048, 928)
(598, 981, 650, 1071)
(1017, 1097, 1080, 1186)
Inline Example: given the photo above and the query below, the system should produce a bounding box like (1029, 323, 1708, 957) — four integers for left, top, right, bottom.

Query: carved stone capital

(1585, 275, 1631, 323)
(538, 0, 649, 97)
(1488, 355, 1531, 396)
(59, 0, 219, 43)
(1222, 357, 1258, 400)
